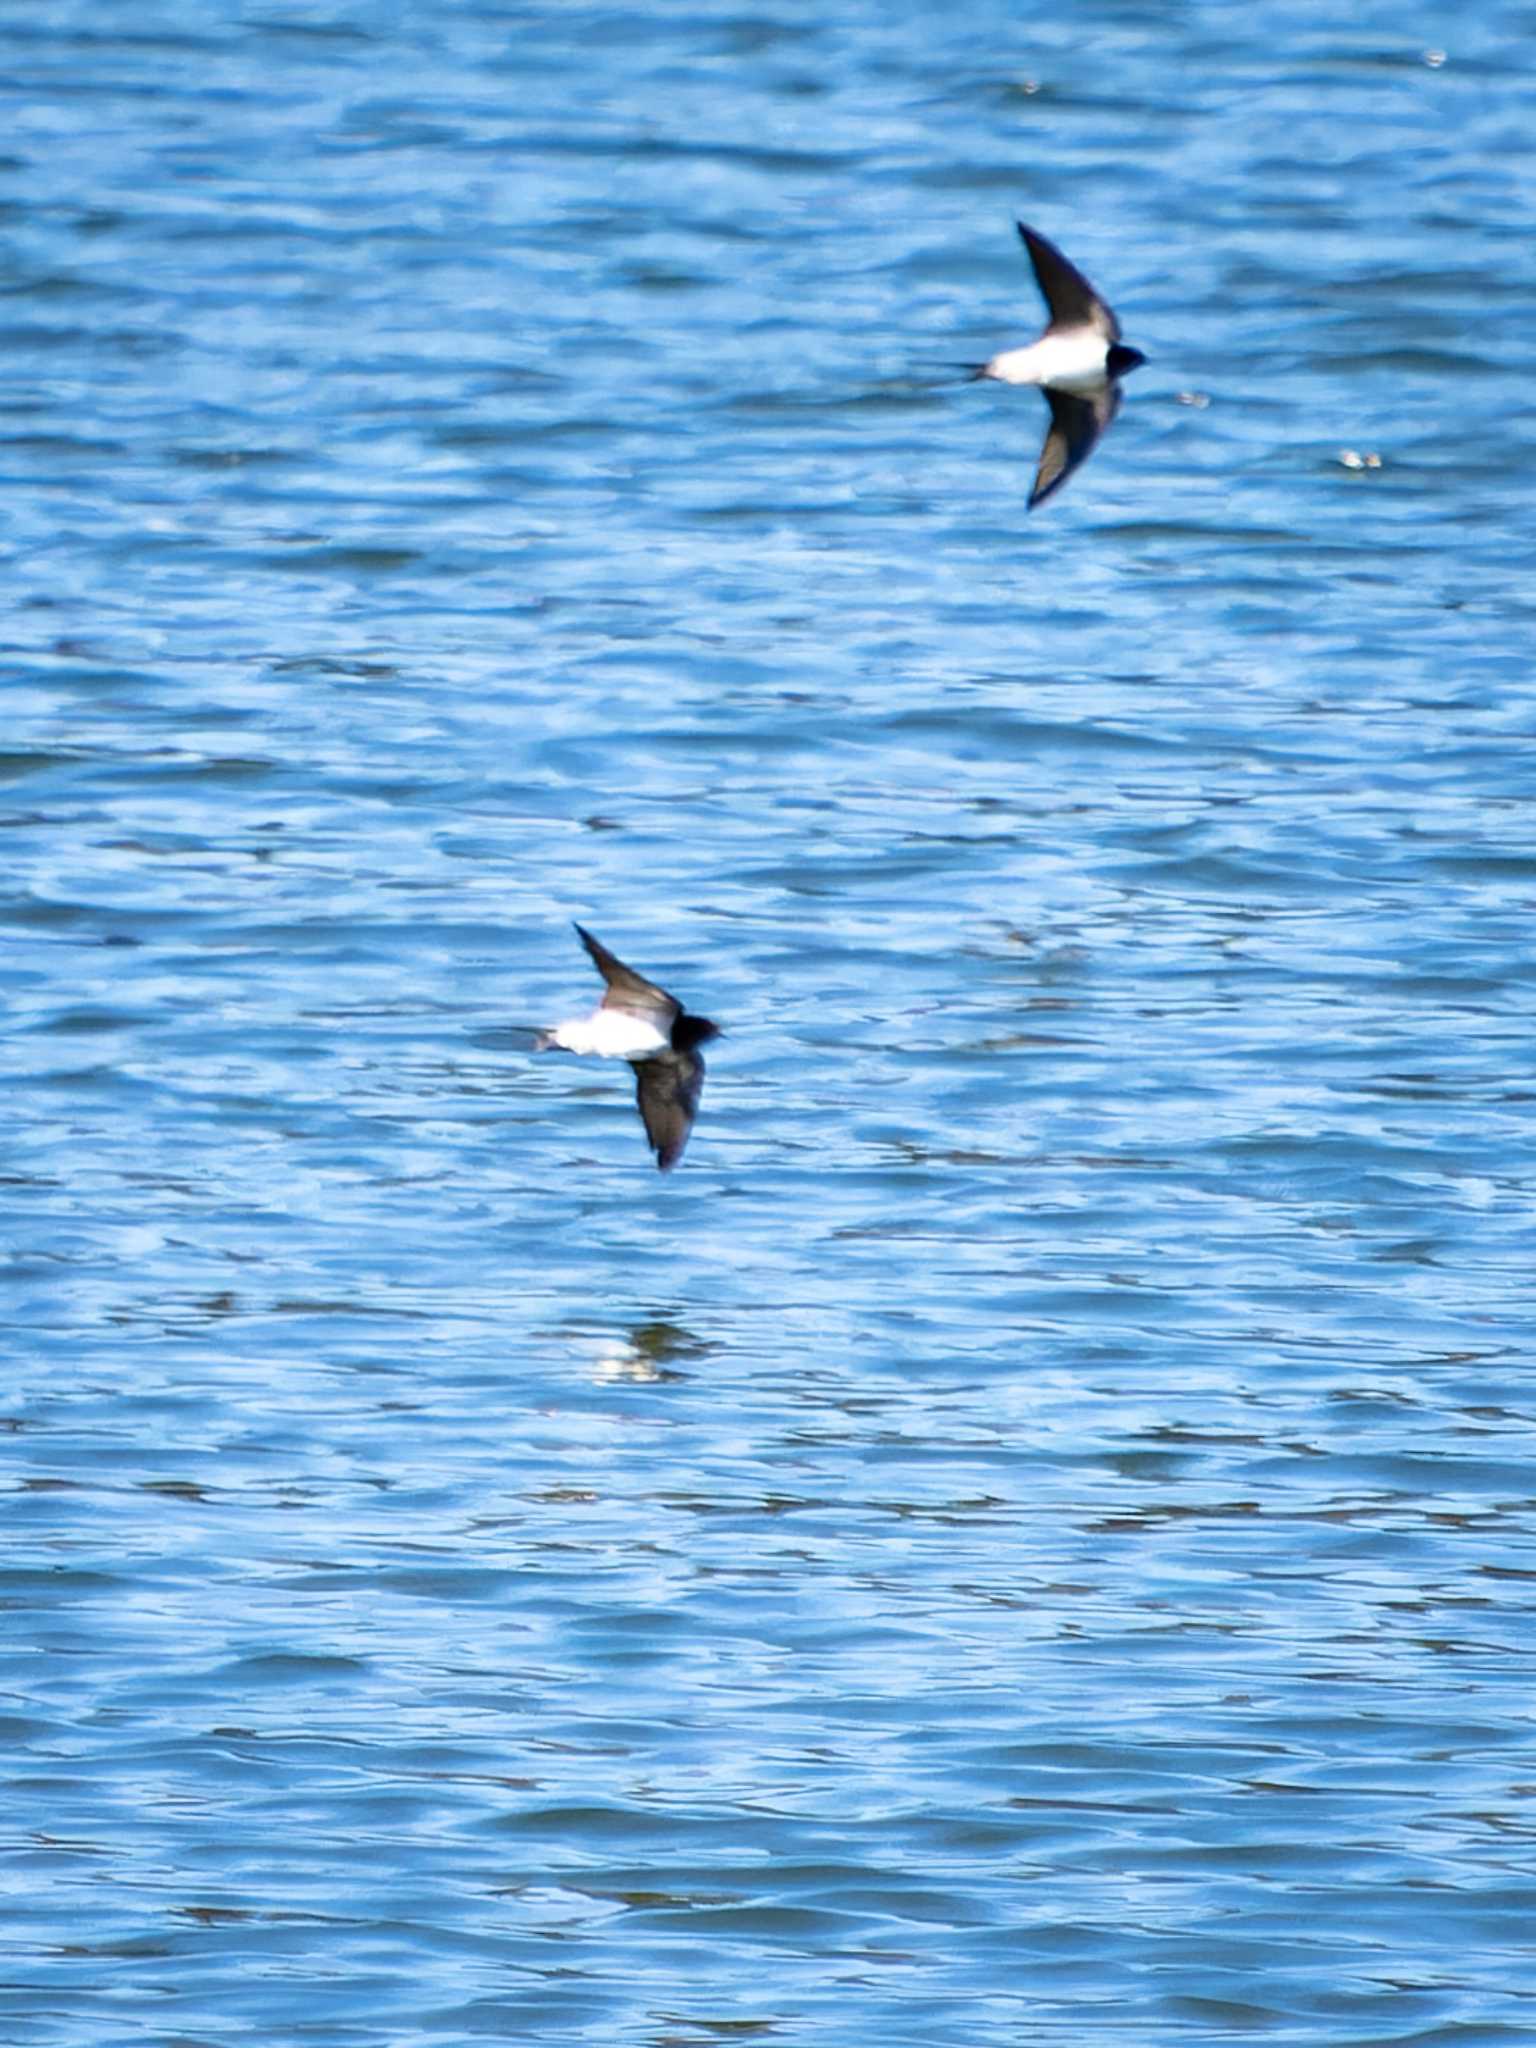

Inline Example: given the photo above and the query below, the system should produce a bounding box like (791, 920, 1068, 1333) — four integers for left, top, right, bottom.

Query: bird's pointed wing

(1017, 222, 1119, 341)
(634, 1049, 705, 1171)
(574, 923, 678, 1023)
(1029, 386, 1119, 509)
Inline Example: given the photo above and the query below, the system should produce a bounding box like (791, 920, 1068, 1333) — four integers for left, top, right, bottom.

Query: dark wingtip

(1027, 462, 1071, 514)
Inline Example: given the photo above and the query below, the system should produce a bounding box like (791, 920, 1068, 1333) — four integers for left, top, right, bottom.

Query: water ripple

(4, 1, 1536, 2044)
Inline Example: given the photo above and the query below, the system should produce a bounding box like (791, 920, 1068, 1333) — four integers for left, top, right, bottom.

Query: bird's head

(673, 1014, 722, 1051)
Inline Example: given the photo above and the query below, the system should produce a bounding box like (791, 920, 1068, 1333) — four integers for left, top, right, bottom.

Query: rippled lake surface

(5, 3, 1536, 2042)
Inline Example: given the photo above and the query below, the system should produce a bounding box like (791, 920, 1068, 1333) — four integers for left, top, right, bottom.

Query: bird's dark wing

(1029, 386, 1119, 509)
(634, 1049, 705, 1171)
(574, 923, 677, 1022)
(1018, 222, 1119, 341)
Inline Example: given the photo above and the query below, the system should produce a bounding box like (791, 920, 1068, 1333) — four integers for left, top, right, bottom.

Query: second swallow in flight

(974, 222, 1145, 510)
(537, 924, 720, 1171)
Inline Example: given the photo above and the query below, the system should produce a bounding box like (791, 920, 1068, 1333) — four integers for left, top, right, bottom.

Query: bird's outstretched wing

(574, 923, 678, 1022)
(634, 1050, 705, 1172)
(1030, 386, 1120, 509)
(1018, 222, 1119, 341)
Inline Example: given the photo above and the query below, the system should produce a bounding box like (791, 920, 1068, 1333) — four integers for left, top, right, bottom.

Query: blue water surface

(3, 2, 1535, 2043)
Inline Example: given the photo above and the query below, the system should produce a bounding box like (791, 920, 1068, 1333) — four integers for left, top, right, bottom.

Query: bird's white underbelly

(983, 332, 1108, 392)
(549, 1009, 669, 1059)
